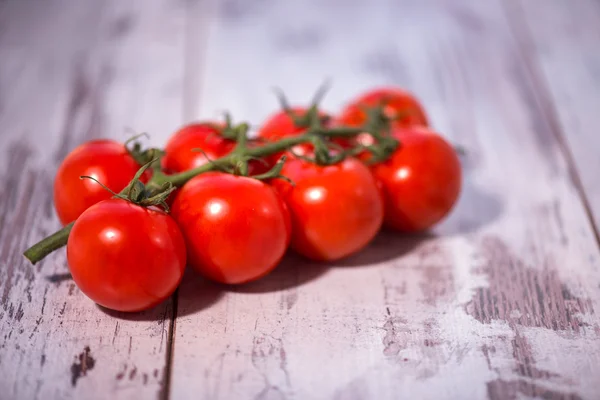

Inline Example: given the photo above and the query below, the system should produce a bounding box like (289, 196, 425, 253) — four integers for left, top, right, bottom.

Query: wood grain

(508, 0, 600, 239)
(169, 0, 600, 399)
(0, 1, 188, 399)
(1, 0, 600, 399)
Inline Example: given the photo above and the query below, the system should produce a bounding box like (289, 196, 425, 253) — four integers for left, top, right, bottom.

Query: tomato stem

(24, 222, 74, 265)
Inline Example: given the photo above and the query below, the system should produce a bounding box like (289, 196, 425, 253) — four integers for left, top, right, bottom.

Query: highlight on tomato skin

(171, 172, 291, 285)
(336, 87, 429, 129)
(272, 156, 384, 262)
(371, 127, 462, 232)
(162, 122, 276, 175)
(256, 107, 349, 157)
(66, 199, 187, 312)
(162, 123, 235, 173)
(53, 139, 148, 225)
(257, 107, 325, 141)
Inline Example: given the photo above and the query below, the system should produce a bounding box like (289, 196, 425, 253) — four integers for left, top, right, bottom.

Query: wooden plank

(170, 0, 600, 399)
(0, 1, 188, 399)
(508, 0, 600, 238)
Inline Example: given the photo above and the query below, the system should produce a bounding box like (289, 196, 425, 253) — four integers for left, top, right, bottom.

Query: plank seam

(159, 290, 178, 400)
(501, 0, 600, 249)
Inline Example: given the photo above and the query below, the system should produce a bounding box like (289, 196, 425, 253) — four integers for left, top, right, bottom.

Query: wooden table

(1, 1, 599, 399)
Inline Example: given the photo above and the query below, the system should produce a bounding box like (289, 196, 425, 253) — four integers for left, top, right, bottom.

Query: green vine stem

(23, 124, 390, 265)
(23, 222, 74, 264)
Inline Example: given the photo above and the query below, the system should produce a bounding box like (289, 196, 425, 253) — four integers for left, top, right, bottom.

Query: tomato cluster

(52, 87, 462, 312)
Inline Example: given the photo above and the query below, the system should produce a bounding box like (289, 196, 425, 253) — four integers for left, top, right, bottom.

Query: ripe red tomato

(54, 140, 146, 225)
(371, 127, 461, 232)
(257, 107, 343, 157)
(273, 157, 383, 261)
(336, 87, 428, 129)
(171, 173, 290, 284)
(67, 199, 186, 312)
(162, 123, 234, 172)
(162, 122, 274, 175)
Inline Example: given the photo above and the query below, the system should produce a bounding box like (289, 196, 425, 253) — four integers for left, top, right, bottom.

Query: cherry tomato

(162, 123, 234, 172)
(371, 127, 461, 232)
(336, 87, 428, 129)
(171, 173, 290, 284)
(67, 199, 186, 312)
(162, 122, 274, 175)
(257, 107, 345, 157)
(273, 157, 383, 261)
(54, 140, 145, 225)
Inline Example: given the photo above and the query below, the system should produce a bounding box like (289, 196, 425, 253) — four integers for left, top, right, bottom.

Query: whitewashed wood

(2, 1, 600, 399)
(171, 1, 600, 399)
(509, 0, 600, 236)
(0, 1, 188, 399)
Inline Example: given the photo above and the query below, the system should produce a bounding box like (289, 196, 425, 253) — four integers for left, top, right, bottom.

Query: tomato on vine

(162, 122, 275, 175)
(256, 107, 335, 157)
(273, 157, 383, 261)
(336, 87, 428, 129)
(171, 172, 291, 284)
(162, 123, 234, 173)
(53, 140, 147, 225)
(371, 127, 461, 232)
(67, 199, 186, 312)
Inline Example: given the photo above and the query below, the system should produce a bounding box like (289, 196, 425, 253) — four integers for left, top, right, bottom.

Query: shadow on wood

(439, 150, 505, 235)
(441, 178, 504, 236)
(224, 252, 328, 294)
(176, 268, 225, 317)
(45, 272, 73, 284)
(219, 231, 431, 294)
(97, 268, 223, 321)
(334, 230, 433, 267)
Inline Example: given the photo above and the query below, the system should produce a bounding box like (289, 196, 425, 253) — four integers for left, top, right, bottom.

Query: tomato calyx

(363, 96, 420, 127)
(82, 160, 176, 213)
(352, 105, 401, 164)
(287, 135, 349, 166)
(288, 105, 400, 166)
(189, 121, 260, 177)
(123, 132, 165, 168)
(251, 155, 294, 185)
(218, 113, 252, 141)
(273, 82, 332, 130)
(189, 121, 291, 184)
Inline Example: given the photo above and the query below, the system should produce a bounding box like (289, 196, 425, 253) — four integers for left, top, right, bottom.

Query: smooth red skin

(372, 128, 462, 232)
(162, 123, 235, 173)
(162, 122, 275, 175)
(171, 173, 291, 284)
(336, 87, 429, 129)
(53, 140, 145, 225)
(67, 199, 186, 312)
(273, 157, 384, 261)
(257, 107, 346, 157)
(355, 125, 433, 162)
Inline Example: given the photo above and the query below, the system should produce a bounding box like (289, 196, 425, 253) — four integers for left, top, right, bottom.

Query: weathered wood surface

(511, 0, 600, 236)
(0, 1, 188, 399)
(1, 0, 600, 400)
(169, 1, 600, 399)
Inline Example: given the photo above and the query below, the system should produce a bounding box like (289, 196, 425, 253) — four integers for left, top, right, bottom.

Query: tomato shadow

(224, 252, 329, 294)
(45, 272, 73, 284)
(333, 229, 434, 268)
(97, 303, 173, 322)
(96, 268, 223, 321)
(214, 231, 431, 293)
(436, 149, 504, 235)
(437, 180, 504, 236)
(176, 268, 225, 317)
(95, 231, 436, 315)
